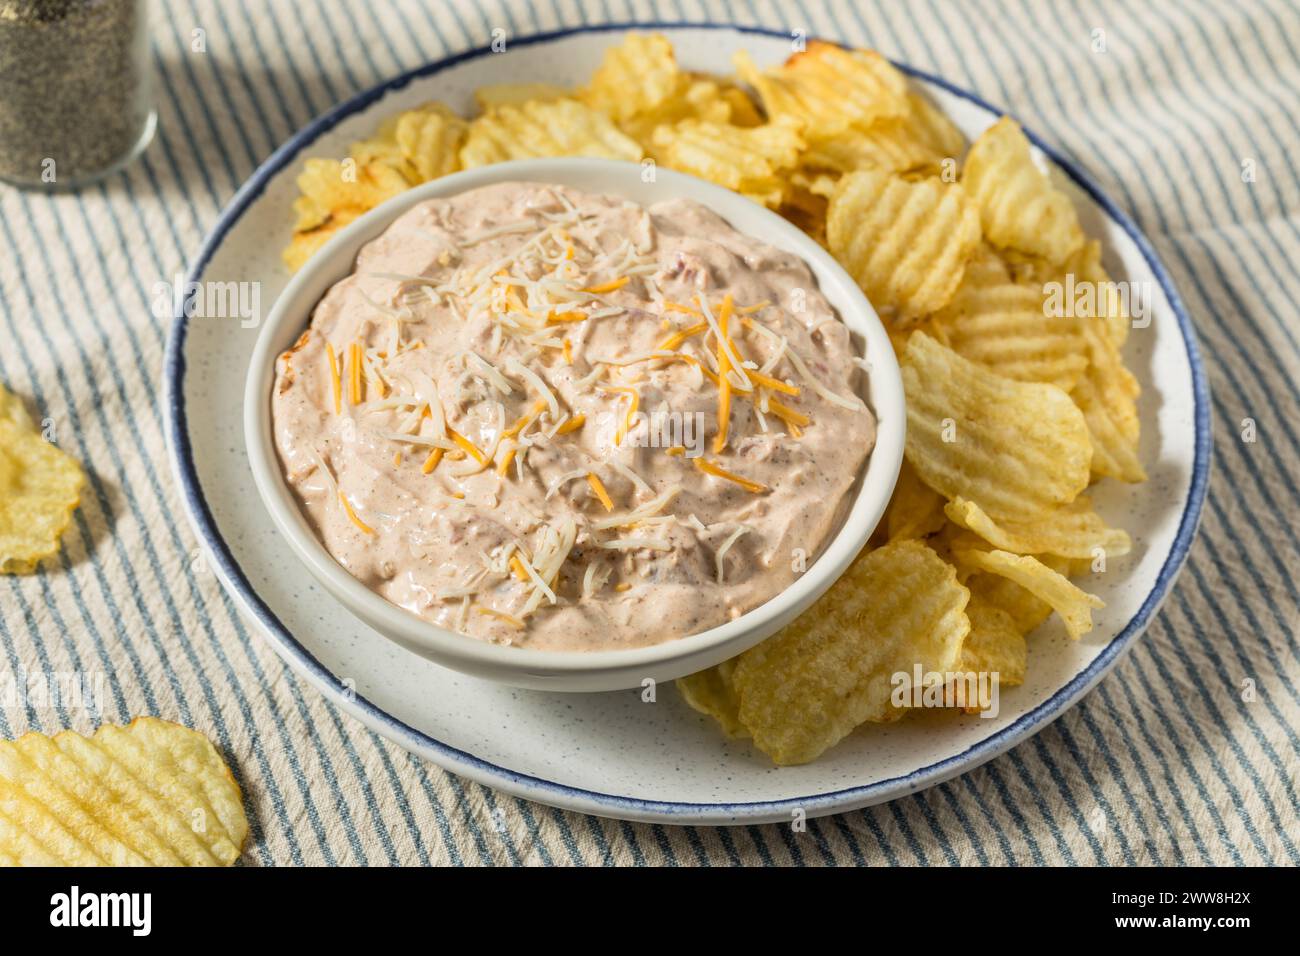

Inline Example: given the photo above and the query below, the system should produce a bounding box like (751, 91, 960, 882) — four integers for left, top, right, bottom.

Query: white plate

(165, 24, 1210, 825)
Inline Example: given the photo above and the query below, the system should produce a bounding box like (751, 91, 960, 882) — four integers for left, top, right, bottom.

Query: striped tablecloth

(2, 0, 1296, 866)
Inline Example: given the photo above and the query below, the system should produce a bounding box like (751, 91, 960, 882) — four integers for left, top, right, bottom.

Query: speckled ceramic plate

(164, 23, 1210, 824)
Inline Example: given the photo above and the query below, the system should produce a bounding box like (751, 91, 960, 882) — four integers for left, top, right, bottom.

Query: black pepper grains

(0, 0, 154, 188)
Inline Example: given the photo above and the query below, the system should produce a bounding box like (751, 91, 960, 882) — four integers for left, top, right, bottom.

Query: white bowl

(244, 158, 904, 692)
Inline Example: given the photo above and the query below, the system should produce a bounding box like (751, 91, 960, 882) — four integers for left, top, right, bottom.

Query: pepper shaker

(0, 0, 155, 189)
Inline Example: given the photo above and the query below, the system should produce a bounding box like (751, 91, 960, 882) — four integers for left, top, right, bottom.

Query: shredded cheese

(694, 458, 769, 494)
(326, 343, 342, 415)
(496, 443, 517, 477)
(474, 606, 525, 629)
(555, 414, 585, 435)
(598, 537, 673, 552)
(421, 448, 443, 474)
(447, 427, 487, 464)
(714, 294, 735, 453)
(581, 276, 629, 294)
(339, 492, 376, 535)
(505, 357, 560, 418)
(597, 384, 639, 445)
(586, 472, 614, 512)
(656, 321, 708, 351)
(715, 524, 753, 584)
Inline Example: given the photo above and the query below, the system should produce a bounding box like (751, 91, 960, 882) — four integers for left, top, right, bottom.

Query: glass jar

(0, 0, 155, 189)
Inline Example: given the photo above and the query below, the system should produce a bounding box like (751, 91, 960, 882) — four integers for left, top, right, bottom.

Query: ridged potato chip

(801, 121, 940, 176)
(733, 42, 908, 141)
(727, 539, 971, 765)
(676, 659, 748, 739)
(295, 157, 413, 226)
(954, 547, 1102, 639)
(710, 77, 764, 127)
(884, 459, 948, 542)
(800, 93, 964, 177)
(1, 386, 84, 574)
(901, 332, 1092, 519)
(953, 599, 1027, 715)
(652, 118, 802, 208)
(581, 33, 684, 124)
(967, 570, 1053, 633)
(962, 117, 1084, 264)
(931, 245, 1088, 390)
(348, 113, 419, 183)
(1072, 316, 1145, 482)
(904, 92, 968, 163)
(284, 158, 412, 270)
(474, 82, 568, 110)
(460, 97, 643, 168)
(394, 102, 467, 182)
(0, 717, 247, 866)
(945, 495, 1131, 560)
(827, 168, 981, 320)
(1061, 239, 1130, 347)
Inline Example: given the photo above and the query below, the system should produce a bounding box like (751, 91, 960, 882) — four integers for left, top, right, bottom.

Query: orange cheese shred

(339, 492, 376, 535)
(326, 343, 342, 415)
(581, 276, 629, 294)
(555, 414, 585, 435)
(586, 472, 614, 512)
(447, 427, 487, 464)
(714, 294, 735, 454)
(693, 457, 769, 494)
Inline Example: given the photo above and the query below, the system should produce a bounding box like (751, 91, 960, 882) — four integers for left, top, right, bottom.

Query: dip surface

(272, 182, 875, 651)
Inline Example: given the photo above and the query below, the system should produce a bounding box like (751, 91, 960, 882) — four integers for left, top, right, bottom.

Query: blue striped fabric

(1, 0, 1296, 865)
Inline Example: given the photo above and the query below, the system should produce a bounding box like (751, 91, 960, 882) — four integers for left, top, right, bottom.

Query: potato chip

(726, 539, 970, 765)
(800, 121, 940, 176)
(676, 659, 748, 738)
(0, 386, 84, 574)
(733, 42, 908, 141)
(799, 93, 964, 178)
(474, 82, 568, 111)
(652, 118, 802, 208)
(945, 495, 1131, 560)
(954, 547, 1102, 639)
(962, 117, 1084, 264)
(965, 570, 1053, 634)
(1061, 240, 1131, 347)
(953, 599, 1027, 716)
(904, 92, 968, 163)
(827, 168, 981, 321)
(394, 102, 467, 182)
(777, 175, 830, 247)
(283, 208, 363, 273)
(1072, 315, 1145, 482)
(288, 156, 411, 245)
(581, 33, 684, 124)
(0, 717, 247, 865)
(930, 245, 1088, 391)
(711, 78, 764, 127)
(459, 97, 643, 168)
(901, 332, 1092, 519)
(884, 459, 948, 541)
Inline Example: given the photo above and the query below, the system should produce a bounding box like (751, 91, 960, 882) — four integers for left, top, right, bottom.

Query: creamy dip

(272, 182, 874, 651)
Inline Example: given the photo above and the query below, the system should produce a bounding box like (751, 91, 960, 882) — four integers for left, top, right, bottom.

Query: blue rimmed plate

(164, 23, 1210, 824)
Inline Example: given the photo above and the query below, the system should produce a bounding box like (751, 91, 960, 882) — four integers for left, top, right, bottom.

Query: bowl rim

(242, 157, 905, 679)
(163, 22, 1211, 821)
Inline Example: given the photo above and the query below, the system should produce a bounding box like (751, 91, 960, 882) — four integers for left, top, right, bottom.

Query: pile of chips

(0, 717, 248, 865)
(284, 35, 1145, 765)
(0, 384, 84, 575)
